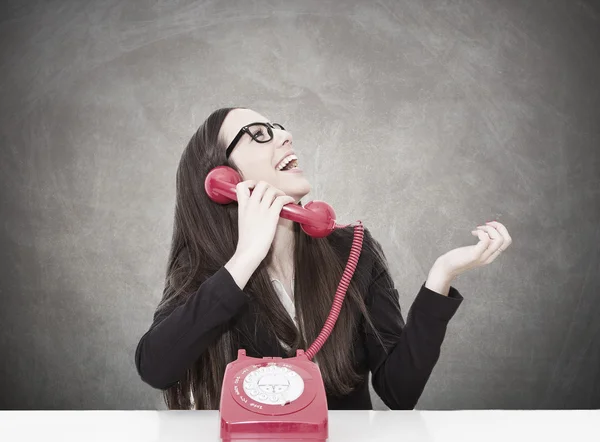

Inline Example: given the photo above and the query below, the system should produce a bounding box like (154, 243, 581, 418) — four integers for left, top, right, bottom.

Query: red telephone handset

(205, 165, 344, 238)
(205, 165, 364, 442)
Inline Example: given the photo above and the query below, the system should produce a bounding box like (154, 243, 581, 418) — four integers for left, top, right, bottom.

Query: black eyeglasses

(225, 122, 285, 159)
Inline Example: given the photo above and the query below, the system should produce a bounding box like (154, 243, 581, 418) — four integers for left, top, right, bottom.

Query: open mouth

(279, 159, 299, 171)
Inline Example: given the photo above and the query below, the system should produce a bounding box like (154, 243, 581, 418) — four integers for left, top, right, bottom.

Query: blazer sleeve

(363, 237, 464, 410)
(134, 266, 250, 390)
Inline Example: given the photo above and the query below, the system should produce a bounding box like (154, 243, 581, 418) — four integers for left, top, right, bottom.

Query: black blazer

(135, 228, 464, 409)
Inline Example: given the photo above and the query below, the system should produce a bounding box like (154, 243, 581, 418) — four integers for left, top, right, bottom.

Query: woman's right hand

(234, 180, 296, 264)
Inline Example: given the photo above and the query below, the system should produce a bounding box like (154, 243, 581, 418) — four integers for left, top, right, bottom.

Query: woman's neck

(267, 217, 296, 280)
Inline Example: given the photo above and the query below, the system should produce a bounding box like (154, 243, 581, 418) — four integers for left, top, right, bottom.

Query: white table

(1, 410, 598, 441)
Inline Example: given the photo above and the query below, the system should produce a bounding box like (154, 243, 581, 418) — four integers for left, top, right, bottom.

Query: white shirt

(270, 277, 320, 369)
(270, 277, 299, 329)
(270, 277, 298, 352)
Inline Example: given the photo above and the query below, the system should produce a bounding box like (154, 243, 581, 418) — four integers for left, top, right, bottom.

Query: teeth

(276, 154, 298, 170)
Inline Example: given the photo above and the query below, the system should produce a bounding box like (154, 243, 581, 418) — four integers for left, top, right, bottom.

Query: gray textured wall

(1, 0, 599, 410)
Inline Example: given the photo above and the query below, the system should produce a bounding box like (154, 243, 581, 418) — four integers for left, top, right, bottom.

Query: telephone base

(223, 439, 324, 442)
(220, 349, 328, 441)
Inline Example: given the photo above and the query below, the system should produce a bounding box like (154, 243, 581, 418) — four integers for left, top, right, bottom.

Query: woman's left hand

(437, 221, 512, 278)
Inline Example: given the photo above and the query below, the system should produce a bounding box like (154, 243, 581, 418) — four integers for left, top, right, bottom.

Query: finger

(248, 181, 270, 205)
(485, 221, 512, 248)
(260, 186, 281, 209)
(235, 180, 255, 205)
(476, 225, 505, 262)
(270, 195, 295, 216)
(471, 229, 492, 259)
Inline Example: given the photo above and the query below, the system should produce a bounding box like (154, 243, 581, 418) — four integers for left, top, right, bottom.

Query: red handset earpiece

(204, 165, 338, 238)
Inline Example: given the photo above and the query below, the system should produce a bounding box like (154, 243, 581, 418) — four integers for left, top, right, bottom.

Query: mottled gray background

(1, 0, 599, 410)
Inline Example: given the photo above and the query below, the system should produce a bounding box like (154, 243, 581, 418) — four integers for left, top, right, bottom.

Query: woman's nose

(278, 134, 292, 147)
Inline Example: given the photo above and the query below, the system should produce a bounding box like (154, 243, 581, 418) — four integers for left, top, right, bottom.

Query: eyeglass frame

(225, 122, 285, 159)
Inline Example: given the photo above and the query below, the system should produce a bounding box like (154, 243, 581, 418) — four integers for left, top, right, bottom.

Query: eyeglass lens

(248, 123, 285, 142)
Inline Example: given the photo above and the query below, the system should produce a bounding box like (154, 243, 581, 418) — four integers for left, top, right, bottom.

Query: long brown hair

(155, 107, 391, 409)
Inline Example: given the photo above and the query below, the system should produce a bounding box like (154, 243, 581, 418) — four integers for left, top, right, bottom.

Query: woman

(134, 107, 512, 410)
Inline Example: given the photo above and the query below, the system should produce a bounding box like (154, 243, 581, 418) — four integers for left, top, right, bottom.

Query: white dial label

(242, 365, 305, 405)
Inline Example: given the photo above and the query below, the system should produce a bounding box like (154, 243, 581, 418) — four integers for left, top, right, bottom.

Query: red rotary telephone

(205, 165, 364, 442)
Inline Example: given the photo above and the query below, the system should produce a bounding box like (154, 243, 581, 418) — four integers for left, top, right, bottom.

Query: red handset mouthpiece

(205, 166, 337, 238)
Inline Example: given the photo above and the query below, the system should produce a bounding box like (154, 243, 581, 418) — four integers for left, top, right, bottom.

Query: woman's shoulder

(328, 224, 378, 253)
(328, 225, 380, 281)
